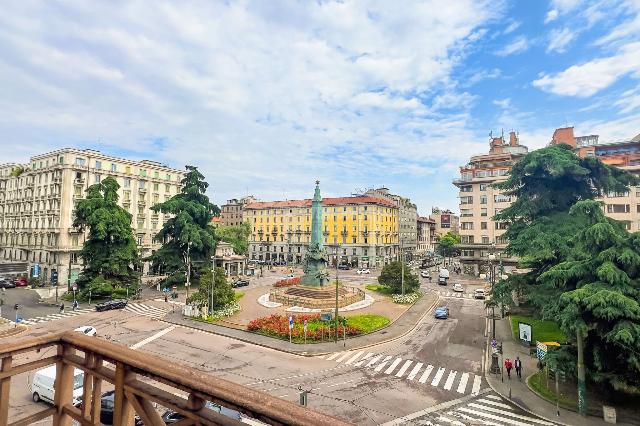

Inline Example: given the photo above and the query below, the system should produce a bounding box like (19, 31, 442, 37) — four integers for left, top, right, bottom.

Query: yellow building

(245, 195, 398, 268)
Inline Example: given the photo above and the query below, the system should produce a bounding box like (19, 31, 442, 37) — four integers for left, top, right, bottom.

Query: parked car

(337, 264, 350, 270)
(356, 268, 370, 274)
(434, 307, 449, 319)
(162, 401, 242, 423)
(0, 277, 16, 289)
(452, 283, 464, 292)
(74, 326, 97, 336)
(474, 289, 486, 299)
(14, 276, 28, 287)
(420, 270, 430, 278)
(32, 365, 84, 406)
(74, 391, 143, 425)
(95, 299, 128, 312)
(232, 279, 250, 288)
(281, 274, 295, 280)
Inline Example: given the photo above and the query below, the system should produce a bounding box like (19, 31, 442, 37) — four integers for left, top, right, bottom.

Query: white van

(30, 365, 84, 405)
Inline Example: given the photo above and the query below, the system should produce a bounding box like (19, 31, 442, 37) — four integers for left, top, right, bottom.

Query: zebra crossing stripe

(395, 360, 413, 378)
(418, 365, 434, 383)
(485, 394, 502, 401)
(476, 398, 513, 410)
(457, 407, 537, 426)
(345, 351, 363, 365)
(326, 352, 342, 361)
(365, 354, 383, 367)
(407, 362, 423, 380)
(435, 415, 465, 426)
(335, 352, 351, 363)
(456, 372, 469, 394)
(467, 403, 555, 425)
(430, 367, 446, 386)
(471, 375, 482, 396)
(353, 352, 373, 366)
(374, 356, 393, 372)
(384, 358, 403, 375)
(443, 370, 457, 391)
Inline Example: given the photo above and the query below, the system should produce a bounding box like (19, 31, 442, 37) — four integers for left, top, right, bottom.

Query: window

(461, 235, 474, 244)
(111, 163, 117, 172)
(125, 166, 131, 174)
(95, 160, 102, 169)
(165, 184, 170, 192)
(75, 157, 86, 166)
(482, 236, 490, 244)
(607, 204, 630, 213)
(139, 181, 146, 189)
(123, 191, 130, 201)
(124, 178, 131, 188)
(480, 222, 487, 230)
(479, 183, 487, 191)
(137, 220, 144, 229)
(460, 185, 472, 193)
(461, 222, 474, 230)
(480, 195, 487, 204)
(494, 194, 511, 203)
(461, 209, 473, 217)
(166, 173, 171, 180)
(461, 196, 473, 205)
(137, 235, 143, 245)
(94, 174, 101, 183)
(461, 172, 473, 181)
(461, 250, 475, 257)
(154, 171, 159, 178)
(140, 169, 147, 177)
(153, 183, 159, 191)
(607, 190, 629, 197)
(495, 222, 508, 230)
(480, 208, 487, 217)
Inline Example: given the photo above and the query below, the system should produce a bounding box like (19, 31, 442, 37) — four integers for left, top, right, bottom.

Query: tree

(378, 261, 419, 294)
(187, 267, 235, 313)
(149, 166, 219, 285)
(438, 231, 461, 261)
(73, 177, 140, 294)
(215, 221, 251, 255)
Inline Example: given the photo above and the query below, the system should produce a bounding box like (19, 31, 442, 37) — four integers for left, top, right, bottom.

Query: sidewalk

(161, 290, 439, 356)
(485, 317, 608, 426)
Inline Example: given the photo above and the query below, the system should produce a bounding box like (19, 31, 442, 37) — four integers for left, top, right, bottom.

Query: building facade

(416, 216, 436, 257)
(453, 131, 528, 274)
(219, 196, 256, 227)
(0, 149, 184, 284)
(429, 207, 460, 237)
(364, 187, 417, 259)
(245, 196, 398, 268)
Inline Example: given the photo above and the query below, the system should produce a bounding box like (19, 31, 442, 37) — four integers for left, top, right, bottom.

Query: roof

(211, 216, 221, 222)
(633, 133, 640, 142)
(245, 196, 396, 210)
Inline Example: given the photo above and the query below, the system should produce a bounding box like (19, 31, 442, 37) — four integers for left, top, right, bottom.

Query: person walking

(515, 356, 523, 380)
(59, 302, 65, 314)
(504, 358, 513, 379)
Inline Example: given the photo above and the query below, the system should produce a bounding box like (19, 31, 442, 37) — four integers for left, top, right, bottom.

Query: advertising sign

(518, 322, 532, 342)
(441, 214, 451, 228)
(32, 264, 41, 278)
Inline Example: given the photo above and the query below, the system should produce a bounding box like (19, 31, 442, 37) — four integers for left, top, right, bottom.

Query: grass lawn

(510, 315, 567, 343)
(365, 284, 393, 295)
(234, 291, 245, 301)
(346, 315, 390, 332)
(528, 370, 577, 410)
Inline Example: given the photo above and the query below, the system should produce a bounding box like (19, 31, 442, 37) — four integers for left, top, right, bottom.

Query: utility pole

(185, 242, 191, 299)
(335, 246, 339, 343)
(577, 328, 587, 415)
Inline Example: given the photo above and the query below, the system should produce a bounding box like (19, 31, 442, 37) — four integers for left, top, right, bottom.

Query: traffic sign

(303, 319, 308, 331)
(288, 315, 294, 329)
(491, 339, 497, 349)
(536, 341, 548, 360)
(16, 316, 23, 323)
(72, 284, 77, 291)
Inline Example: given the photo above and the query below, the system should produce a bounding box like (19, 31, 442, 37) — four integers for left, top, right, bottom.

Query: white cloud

(533, 42, 640, 96)
(495, 36, 529, 56)
(547, 27, 576, 52)
(503, 21, 521, 34)
(545, 0, 584, 23)
(545, 9, 559, 23)
(614, 88, 640, 113)
(492, 98, 511, 108)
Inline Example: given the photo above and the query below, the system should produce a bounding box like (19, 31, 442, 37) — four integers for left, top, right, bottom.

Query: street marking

(365, 354, 383, 367)
(456, 372, 469, 394)
(485, 394, 502, 401)
(443, 370, 457, 391)
(130, 326, 176, 350)
(407, 362, 423, 380)
(471, 375, 482, 396)
(384, 358, 403, 375)
(335, 352, 351, 363)
(345, 351, 363, 365)
(435, 415, 465, 426)
(374, 355, 393, 372)
(476, 398, 513, 410)
(418, 364, 434, 383)
(467, 403, 555, 425)
(458, 407, 540, 426)
(353, 352, 374, 366)
(326, 352, 342, 361)
(395, 360, 413, 378)
(430, 367, 446, 386)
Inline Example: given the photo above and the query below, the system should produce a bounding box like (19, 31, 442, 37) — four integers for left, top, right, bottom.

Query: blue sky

(1, 0, 639, 214)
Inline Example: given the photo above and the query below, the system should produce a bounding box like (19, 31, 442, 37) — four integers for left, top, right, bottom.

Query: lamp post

(210, 255, 216, 316)
(488, 249, 501, 374)
(334, 245, 340, 343)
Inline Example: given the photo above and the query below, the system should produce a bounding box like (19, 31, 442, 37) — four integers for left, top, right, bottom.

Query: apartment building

(453, 131, 528, 273)
(0, 149, 184, 284)
(429, 207, 460, 237)
(416, 216, 436, 257)
(219, 196, 257, 227)
(364, 187, 417, 259)
(245, 195, 398, 268)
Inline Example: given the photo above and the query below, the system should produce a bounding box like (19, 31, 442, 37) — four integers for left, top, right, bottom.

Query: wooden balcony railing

(0, 332, 352, 426)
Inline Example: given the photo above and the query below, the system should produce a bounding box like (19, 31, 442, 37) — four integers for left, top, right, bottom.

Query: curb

(160, 292, 440, 357)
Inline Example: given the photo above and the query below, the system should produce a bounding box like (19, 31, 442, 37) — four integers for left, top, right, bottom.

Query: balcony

(0, 332, 347, 426)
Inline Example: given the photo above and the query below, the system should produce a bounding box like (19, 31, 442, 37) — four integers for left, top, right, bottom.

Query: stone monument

(300, 181, 329, 286)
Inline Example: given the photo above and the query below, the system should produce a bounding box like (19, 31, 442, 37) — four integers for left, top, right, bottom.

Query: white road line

(326, 352, 342, 361)
(443, 370, 457, 391)
(407, 362, 423, 380)
(458, 407, 538, 426)
(129, 326, 176, 350)
(453, 410, 503, 426)
(471, 375, 482, 396)
(353, 352, 374, 366)
(456, 372, 469, 394)
(418, 365, 434, 383)
(345, 351, 363, 365)
(366, 354, 383, 367)
(467, 403, 555, 425)
(476, 398, 514, 410)
(436, 415, 466, 426)
(374, 355, 393, 372)
(431, 367, 446, 386)
(335, 352, 352, 363)
(384, 358, 403, 375)
(485, 394, 502, 401)
(395, 360, 413, 378)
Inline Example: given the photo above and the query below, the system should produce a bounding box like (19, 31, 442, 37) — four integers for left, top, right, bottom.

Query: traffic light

(14, 304, 19, 310)
(51, 270, 58, 285)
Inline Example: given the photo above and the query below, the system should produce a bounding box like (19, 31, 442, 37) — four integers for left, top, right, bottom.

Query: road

(5, 270, 553, 425)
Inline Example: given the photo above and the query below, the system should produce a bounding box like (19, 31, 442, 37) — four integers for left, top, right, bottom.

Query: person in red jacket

(504, 358, 513, 379)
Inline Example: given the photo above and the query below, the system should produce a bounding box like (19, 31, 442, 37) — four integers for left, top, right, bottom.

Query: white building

(0, 149, 184, 284)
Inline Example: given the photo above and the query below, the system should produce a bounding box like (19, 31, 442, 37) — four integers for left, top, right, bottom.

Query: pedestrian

(504, 358, 513, 379)
(73, 300, 79, 310)
(515, 356, 522, 380)
(164, 294, 168, 303)
(59, 303, 64, 314)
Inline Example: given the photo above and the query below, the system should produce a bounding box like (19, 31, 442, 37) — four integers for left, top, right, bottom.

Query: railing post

(0, 355, 12, 424)
(81, 353, 95, 419)
(53, 345, 75, 426)
(91, 356, 103, 425)
(113, 361, 135, 426)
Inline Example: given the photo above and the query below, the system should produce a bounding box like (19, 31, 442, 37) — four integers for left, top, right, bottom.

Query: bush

(392, 291, 422, 304)
(187, 267, 235, 310)
(197, 301, 241, 322)
(274, 277, 301, 287)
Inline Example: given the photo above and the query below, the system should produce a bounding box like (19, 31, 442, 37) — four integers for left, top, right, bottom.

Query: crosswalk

(17, 302, 169, 326)
(19, 308, 94, 325)
(437, 291, 482, 300)
(405, 392, 557, 426)
(321, 351, 483, 396)
(124, 303, 169, 319)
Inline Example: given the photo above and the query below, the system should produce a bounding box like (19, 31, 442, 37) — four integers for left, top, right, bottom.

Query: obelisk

(300, 181, 328, 286)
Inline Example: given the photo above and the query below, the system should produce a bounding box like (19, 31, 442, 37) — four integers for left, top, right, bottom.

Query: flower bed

(195, 301, 241, 322)
(273, 277, 301, 287)
(392, 291, 422, 304)
(247, 313, 389, 343)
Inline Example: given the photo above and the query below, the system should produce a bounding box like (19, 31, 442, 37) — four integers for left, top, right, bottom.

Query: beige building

(219, 196, 256, 227)
(429, 207, 459, 237)
(416, 216, 436, 256)
(213, 241, 247, 276)
(453, 131, 528, 274)
(0, 149, 184, 284)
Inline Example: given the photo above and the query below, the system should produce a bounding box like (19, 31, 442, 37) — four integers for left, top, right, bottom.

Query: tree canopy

(438, 231, 461, 258)
(215, 221, 251, 255)
(187, 267, 235, 313)
(378, 261, 419, 294)
(73, 176, 140, 292)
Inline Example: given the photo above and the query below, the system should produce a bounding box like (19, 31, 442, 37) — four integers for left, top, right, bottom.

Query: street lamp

(210, 255, 216, 316)
(334, 246, 340, 343)
(488, 251, 501, 374)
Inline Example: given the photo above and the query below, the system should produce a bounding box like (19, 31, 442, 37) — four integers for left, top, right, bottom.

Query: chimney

(509, 131, 518, 146)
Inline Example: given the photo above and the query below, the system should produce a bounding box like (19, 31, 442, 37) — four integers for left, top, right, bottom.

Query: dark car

(75, 391, 143, 425)
(337, 264, 350, 270)
(232, 279, 249, 288)
(162, 401, 242, 423)
(95, 299, 128, 312)
(0, 277, 16, 289)
(437, 277, 447, 286)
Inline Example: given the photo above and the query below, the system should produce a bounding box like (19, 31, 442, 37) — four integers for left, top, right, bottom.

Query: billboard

(441, 214, 451, 228)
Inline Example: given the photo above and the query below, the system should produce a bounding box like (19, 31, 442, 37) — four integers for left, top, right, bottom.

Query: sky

(1, 0, 640, 215)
